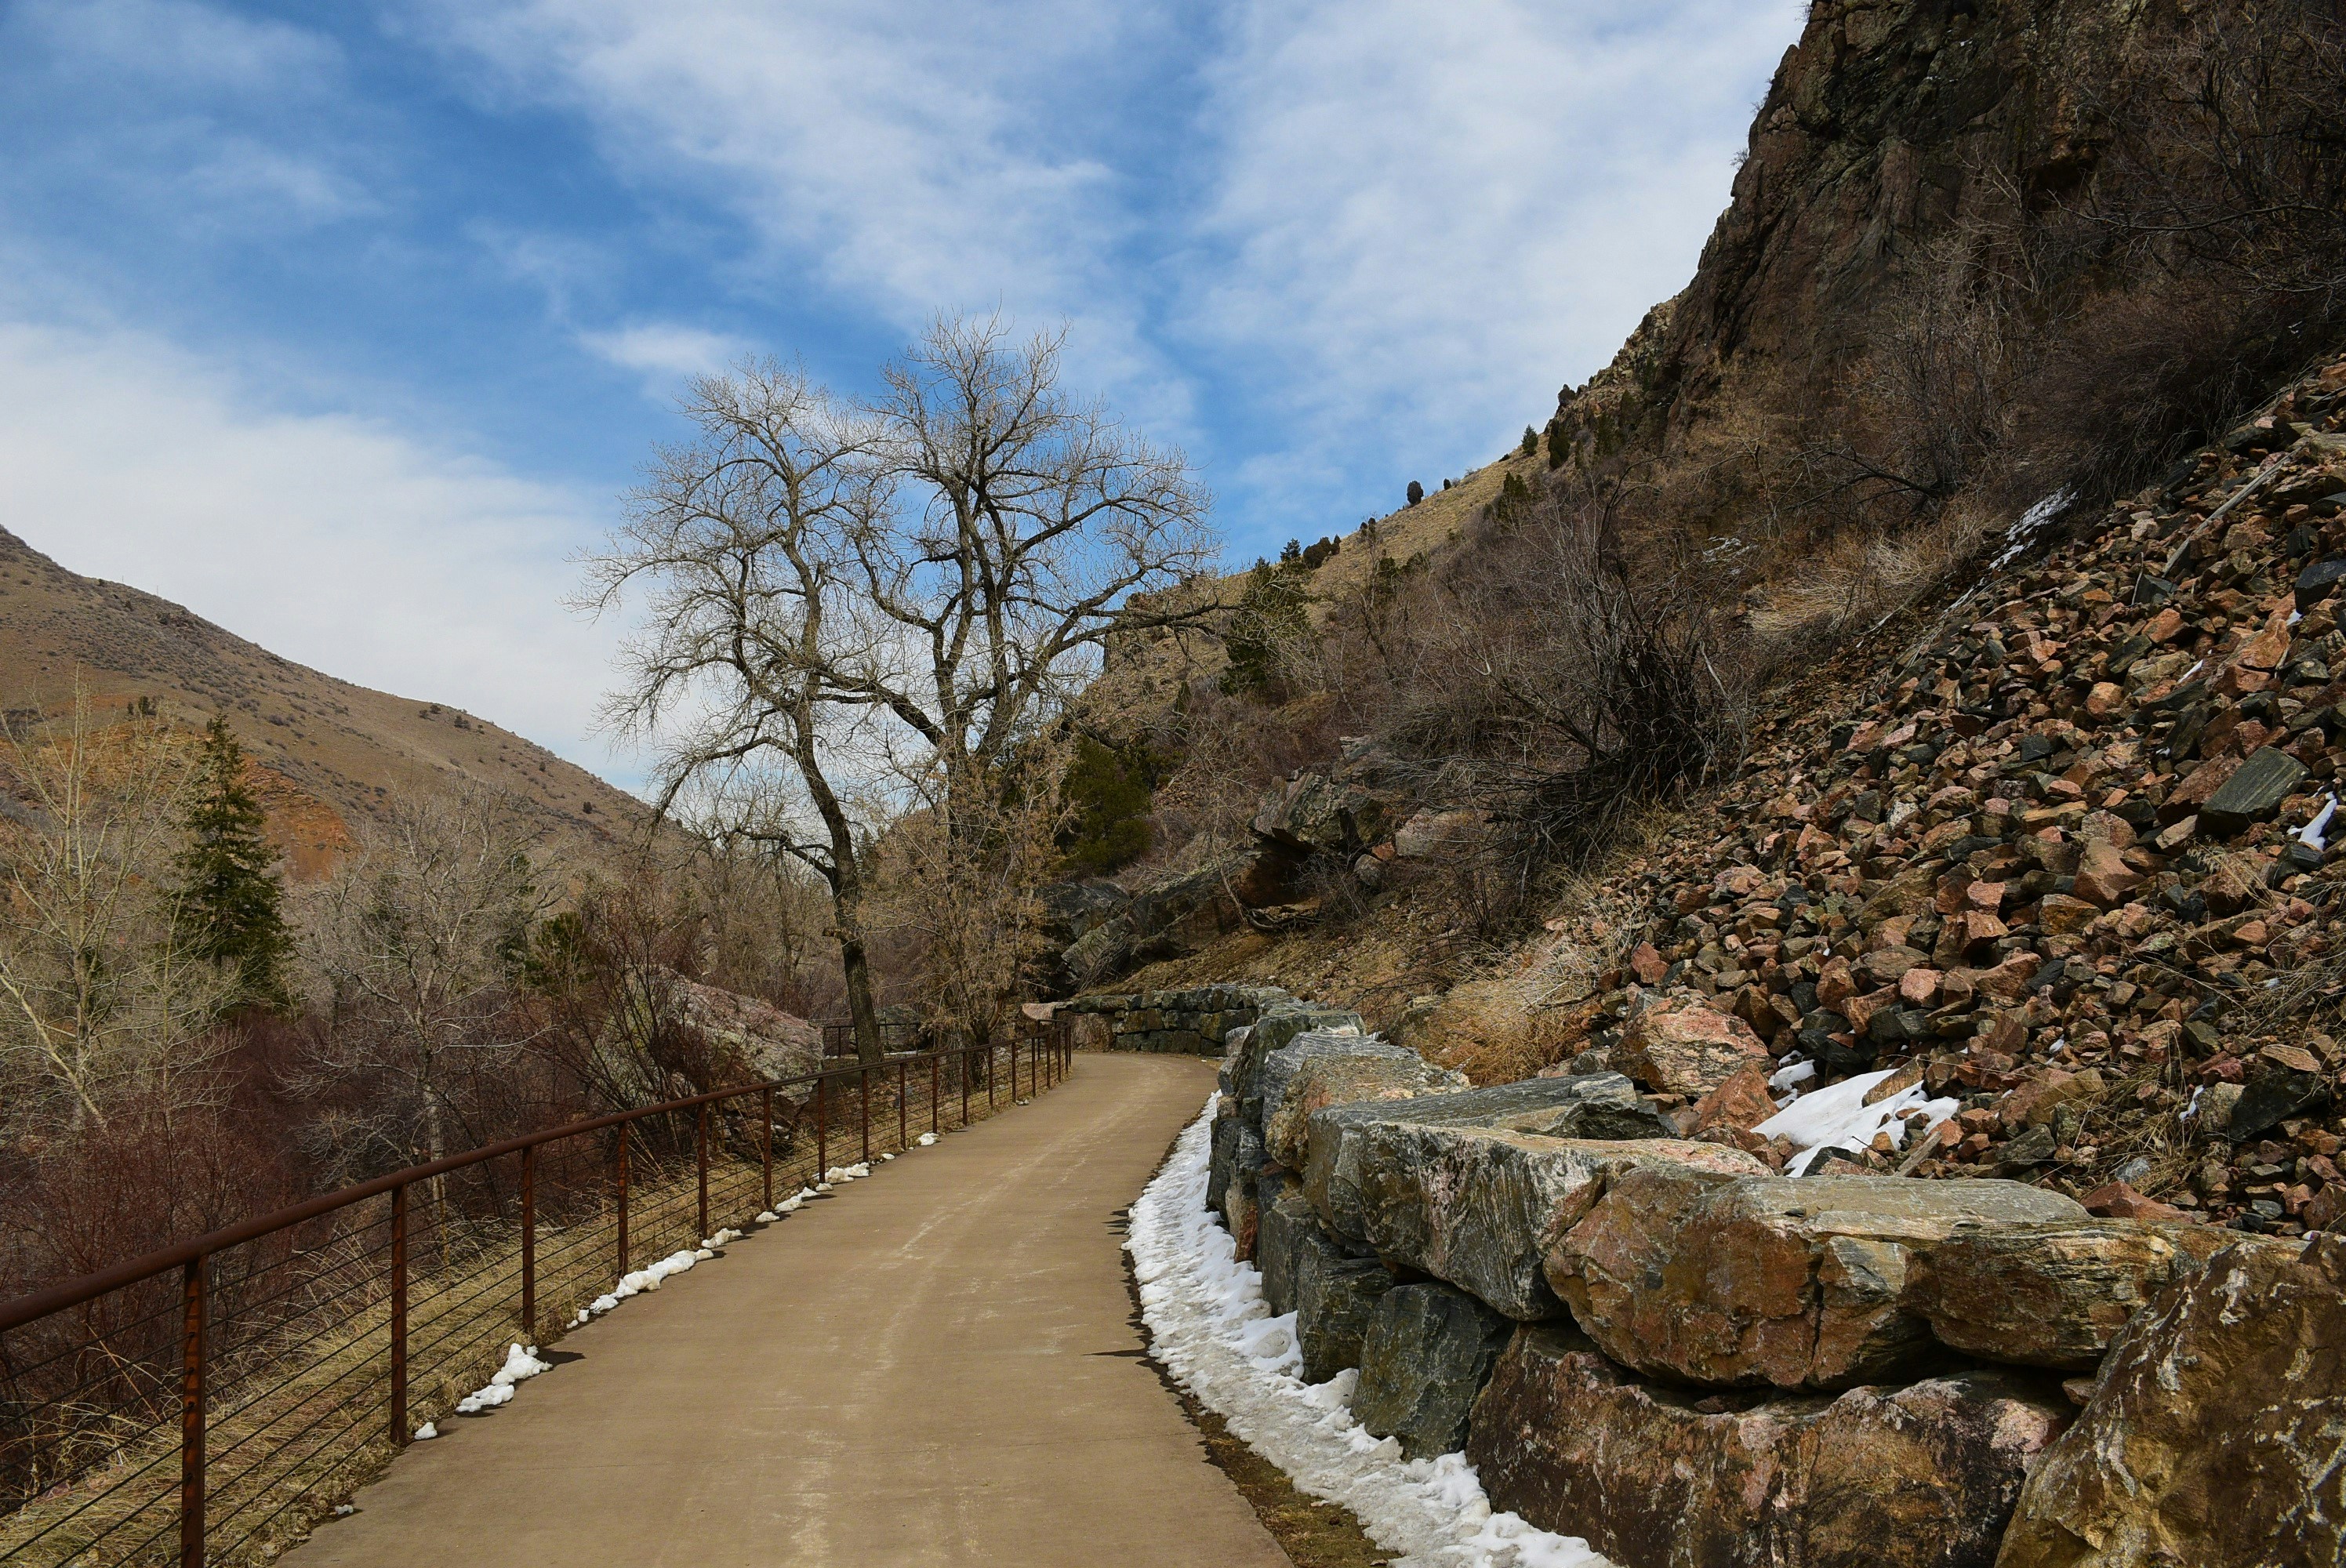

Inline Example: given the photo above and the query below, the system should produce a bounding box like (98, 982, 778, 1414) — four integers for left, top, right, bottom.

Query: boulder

(1353, 1284, 1515, 1459)
(1207, 1111, 1241, 1217)
(1618, 992, 1771, 1098)
(1549, 1170, 2087, 1389)
(1229, 1004, 1365, 1123)
(1908, 1221, 2228, 1371)
(1468, 1324, 2069, 1568)
(2197, 745, 2309, 837)
(1997, 1234, 2344, 1568)
(1259, 1040, 1466, 1169)
(1352, 1127, 1763, 1319)
(667, 977, 823, 1093)
(1302, 1074, 1667, 1246)
(1257, 1176, 1320, 1316)
(1293, 1230, 1394, 1384)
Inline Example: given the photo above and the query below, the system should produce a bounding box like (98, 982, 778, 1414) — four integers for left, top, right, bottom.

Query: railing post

(521, 1144, 536, 1341)
(988, 1043, 997, 1111)
(860, 1066, 872, 1164)
(898, 1058, 908, 1150)
(761, 1087, 774, 1212)
(816, 1076, 828, 1175)
(180, 1257, 205, 1568)
(696, 1105, 710, 1241)
(930, 1054, 940, 1134)
(390, 1184, 409, 1447)
(961, 1047, 971, 1126)
(616, 1128, 631, 1277)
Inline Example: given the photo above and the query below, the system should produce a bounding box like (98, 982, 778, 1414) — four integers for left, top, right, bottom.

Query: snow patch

(454, 1343, 551, 1415)
(823, 1163, 872, 1182)
(1755, 1067, 1958, 1177)
(1128, 1096, 1608, 1568)
(2301, 795, 2338, 852)
(412, 1421, 437, 1441)
(917, 1131, 939, 1146)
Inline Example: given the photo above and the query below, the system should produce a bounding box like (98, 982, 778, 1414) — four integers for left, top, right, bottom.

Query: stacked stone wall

(1187, 989, 2337, 1568)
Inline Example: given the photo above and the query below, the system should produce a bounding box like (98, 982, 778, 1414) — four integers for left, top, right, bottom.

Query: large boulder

(1908, 1221, 2228, 1371)
(668, 976, 823, 1093)
(1352, 1284, 1515, 1459)
(1302, 1073, 1667, 1244)
(1257, 1176, 1320, 1317)
(1227, 1004, 1365, 1123)
(1469, 1324, 2069, 1568)
(1996, 1233, 2346, 1568)
(1549, 1170, 2086, 1389)
(1293, 1230, 1394, 1384)
(1207, 1110, 1242, 1218)
(1617, 991, 1772, 1098)
(1259, 1040, 1465, 1168)
(1351, 1127, 1764, 1319)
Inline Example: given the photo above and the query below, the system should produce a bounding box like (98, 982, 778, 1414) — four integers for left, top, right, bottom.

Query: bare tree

(587, 317, 1213, 1061)
(0, 684, 224, 1129)
(297, 787, 546, 1178)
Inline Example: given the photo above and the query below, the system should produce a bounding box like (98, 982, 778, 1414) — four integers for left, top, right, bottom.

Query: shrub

(1220, 561, 1312, 698)
(1406, 480, 1424, 506)
(1057, 735, 1163, 874)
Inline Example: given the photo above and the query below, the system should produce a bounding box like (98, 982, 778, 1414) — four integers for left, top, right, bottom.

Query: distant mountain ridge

(0, 526, 652, 875)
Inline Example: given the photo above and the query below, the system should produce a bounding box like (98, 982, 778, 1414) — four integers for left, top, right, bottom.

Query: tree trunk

(833, 878, 885, 1065)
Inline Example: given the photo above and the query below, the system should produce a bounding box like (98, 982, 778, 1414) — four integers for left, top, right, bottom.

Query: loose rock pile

(1194, 989, 2344, 1567)
(1525, 352, 2346, 1243)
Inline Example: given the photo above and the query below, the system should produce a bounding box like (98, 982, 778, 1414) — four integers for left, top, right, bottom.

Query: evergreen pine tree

(173, 717, 292, 1009)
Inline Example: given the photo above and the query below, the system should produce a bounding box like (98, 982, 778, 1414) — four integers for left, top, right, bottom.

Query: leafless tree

(0, 684, 224, 1130)
(586, 316, 1214, 1060)
(296, 787, 547, 1179)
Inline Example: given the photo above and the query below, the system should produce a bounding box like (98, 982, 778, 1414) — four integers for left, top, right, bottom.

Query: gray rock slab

(1295, 1230, 1394, 1384)
(1302, 1073, 1666, 1247)
(1353, 1283, 1516, 1459)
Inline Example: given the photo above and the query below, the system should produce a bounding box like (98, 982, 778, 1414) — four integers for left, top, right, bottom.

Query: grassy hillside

(0, 526, 652, 874)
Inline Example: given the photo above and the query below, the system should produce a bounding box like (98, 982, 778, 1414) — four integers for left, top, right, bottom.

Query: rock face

(1352, 1284, 1515, 1459)
(1292, 1231, 1393, 1384)
(1550, 1170, 2086, 1388)
(1616, 992, 1771, 1098)
(1996, 1234, 2346, 1568)
(1352, 1127, 1763, 1319)
(1907, 1221, 2228, 1371)
(1469, 1325, 2070, 1568)
(1302, 1073, 1665, 1244)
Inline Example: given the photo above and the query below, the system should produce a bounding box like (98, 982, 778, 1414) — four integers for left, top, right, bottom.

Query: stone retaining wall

(1196, 991, 2340, 1568)
(1059, 985, 1294, 1056)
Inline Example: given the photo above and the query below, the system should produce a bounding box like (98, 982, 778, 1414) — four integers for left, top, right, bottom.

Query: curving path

(286, 1054, 1287, 1568)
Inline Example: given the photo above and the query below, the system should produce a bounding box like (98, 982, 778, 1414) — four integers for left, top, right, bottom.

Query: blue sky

(0, 0, 1805, 786)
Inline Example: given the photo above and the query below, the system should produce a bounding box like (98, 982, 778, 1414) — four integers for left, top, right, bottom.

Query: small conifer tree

(1406, 480, 1424, 506)
(1545, 422, 1569, 469)
(173, 717, 292, 1009)
(1521, 425, 1538, 456)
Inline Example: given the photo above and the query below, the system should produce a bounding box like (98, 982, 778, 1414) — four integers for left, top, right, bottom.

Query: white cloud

(0, 317, 633, 778)
(414, 0, 1804, 550)
(578, 321, 757, 387)
(6, 0, 342, 90)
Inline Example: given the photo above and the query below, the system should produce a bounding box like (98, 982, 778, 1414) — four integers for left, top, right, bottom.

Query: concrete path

(287, 1054, 1287, 1568)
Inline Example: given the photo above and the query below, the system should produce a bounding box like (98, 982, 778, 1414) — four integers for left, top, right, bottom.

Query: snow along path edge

(1127, 1094, 1612, 1568)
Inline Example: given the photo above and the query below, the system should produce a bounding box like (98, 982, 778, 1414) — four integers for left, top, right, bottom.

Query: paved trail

(288, 1054, 1287, 1568)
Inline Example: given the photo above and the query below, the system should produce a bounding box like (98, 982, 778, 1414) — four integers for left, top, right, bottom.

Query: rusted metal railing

(0, 1017, 1073, 1568)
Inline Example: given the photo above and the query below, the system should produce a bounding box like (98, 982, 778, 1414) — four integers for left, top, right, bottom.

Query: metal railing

(0, 1018, 1073, 1568)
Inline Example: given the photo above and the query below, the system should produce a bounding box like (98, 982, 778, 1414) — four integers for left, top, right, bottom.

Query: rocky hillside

(0, 526, 651, 873)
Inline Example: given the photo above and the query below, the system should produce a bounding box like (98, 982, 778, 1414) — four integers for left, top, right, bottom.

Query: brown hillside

(0, 527, 652, 874)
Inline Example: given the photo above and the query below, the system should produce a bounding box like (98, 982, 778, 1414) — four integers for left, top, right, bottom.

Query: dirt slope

(0, 527, 652, 875)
